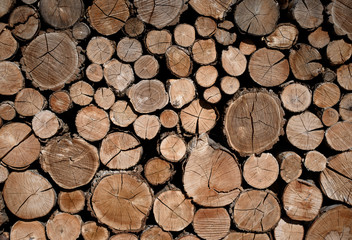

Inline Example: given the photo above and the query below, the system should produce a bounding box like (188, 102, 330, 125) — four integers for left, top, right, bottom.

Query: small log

(72, 22, 91, 41)
(218, 20, 234, 30)
(109, 100, 137, 127)
(165, 46, 192, 78)
(0, 122, 40, 169)
(0, 101, 16, 121)
(280, 82, 312, 112)
(87, 0, 129, 36)
(277, 151, 302, 183)
(154, 188, 195, 231)
(220, 76, 240, 95)
(214, 28, 236, 46)
(243, 153, 279, 189)
(82, 221, 109, 240)
(0, 193, 7, 227)
(159, 133, 186, 162)
(183, 134, 242, 207)
(325, 121, 352, 151)
(249, 48, 289, 87)
(58, 190, 85, 214)
(235, 0, 280, 36)
(124, 17, 145, 37)
(339, 93, 352, 121)
(221, 46, 247, 77)
(308, 26, 330, 49)
(90, 172, 153, 232)
(274, 219, 304, 240)
(134, 115, 161, 140)
(313, 82, 340, 108)
(87, 37, 115, 65)
(134, 55, 159, 79)
(41, 134, 100, 189)
(289, 43, 322, 81)
(46, 212, 82, 240)
(177, 234, 200, 240)
(116, 37, 143, 63)
(104, 59, 134, 95)
(337, 63, 352, 90)
(86, 63, 103, 82)
(203, 86, 222, 104)
(94, 87, 115, 110)
(195, 65, 218, 88)
(291, 0, 323, 30)
(180, 99, 217, 134)
(192, 39, 217, 65)
(233, 189, 281, 232)
(140, 226, 172, 240)
(128, 79, 169, 114)
(326, 39, 352, 65)
(321, 107, 339, 126)
(194, 16, 217, 38)
(160, 109, 179, 128)
(0, 61, 24, 95)
(49, 90, 72, 114)
(144, 157, 174, 185)
(15, 88, 46, 117)
(193, 208, 230, 240)
(0, 25, 18, 60)
(3, 170, 56, 219)
(110, 233, 138, 240)
(0, 165, 8, 183)
(224, 231, 270, 240)
(145, 30, 172, 55)
(75, 105, 110, 142)
(189, 0, 234, 19)
(304, 150, 327, 172)
(10, 221, 46, 240)
(0, 0, 15, 18)
(326, 0, 352, 38)
(100, 132, 142, 169)
(174, 24, 196, 47)
(167, 78, 196, 109)
(322, 68, 337, 82)
(70, 80, 94, 106)
(239, 39, 256, 55)
(32, 110, 61, 139)
(286, 111, 324, 150)
(264, 23, 298, 50)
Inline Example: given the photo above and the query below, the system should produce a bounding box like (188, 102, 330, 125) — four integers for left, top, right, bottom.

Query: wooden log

(160, 109, 179, 128)
(144, 157, 174, 185)
(104, 59, 134, 96)
(0, 0, 15, 18)
(165, 46, 192, 78)
(10, 221, 46, 240)
(124, 17, 145, 37)
(221, 46, 247, 77)
(145, 30, 172, 55)
(72, 22, 91, 41)
(0, 165, 8, 184)
(86, 63, 103, 83)
(94, 87, 115, 110)
(274, 219, 304, 240)
(22, 32, 79, 90)
(306, 205, 352, 239)
(0, 61, 24, 95)
(100, 132, 142, 169)
(0, 101, 16, 121)
(192, 39, 217, 65)
(249, 48, 289, 87)
(320, 151, 352, 205)
(289, 43, 322, 81)
(321, 108, 339, 127)
(176, 234, 200, 240)
(15, 88, 46, 117)
(322, 68, 337, 82)
(220, 76, 240, 95)
(49, 90, 72, 114)
(41, 134, 100, 189)
(3, 170, 56, 219)
(90, 172, 153, 232)
(189, 0, 234, 20)
(234, 0, 280, 36)
(109, 100, 137, 127)
(140, 226, 172, 240)
(286, 111, 324, 150)
(264, 23, 298, 50)
(214, 28, 236, 46)
(280, 82, 312, 112)
(308, 26, 330, 49)
(0, 193, 7, 228)
(304, 150, 327, 172)
(283, 179, 323, 221)
(167, 78, 196, 109)
(277, 151, 302, 183)
(224, 90, 284, 156)
(233, 189, 281, 232)
(134, 115, 161, 140)
(70, 80, 94, 106)
(224, 231, 271, 240)
(0, 122, 40, 169)
(183, 134, 242, 207)
(180, 99, 217, 134)
(153, 188, 195, 231)
(87, 0, 129, 36)
(204, 86, 222, 104)
(291, 0, 323, 30)
(58, 190, 85, 214)
(134, 55, 159, 79)
(46, 212, 82, 240)
(326, 0, 352, 38)
(87, 37, 115, 65)
(110, 233, 138, 240)
(194, 16, 217, 38)
(174, 24, 196, 47)
(0, 24, 18, 61)
(325, 121, 352, 151)
(82, 221, 109, 240)
(75, 105, 110, 142)
(159, 133, 186, 162)
(239, 39, 256, 55)
(32, 110, 61, 139)
(313, 82, 340, 108)
(326, 39, 352, 65)
(243, 153, 279, 189)
(339, 93, 352, 121)
(195, 65, 218, 88)
(337, 63, 352, 90)
(116, 37, 143, 63)
(128, 79, 169, 114)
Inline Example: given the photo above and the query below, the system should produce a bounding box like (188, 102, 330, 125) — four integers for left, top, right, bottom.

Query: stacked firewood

(0, 0, 351, 239)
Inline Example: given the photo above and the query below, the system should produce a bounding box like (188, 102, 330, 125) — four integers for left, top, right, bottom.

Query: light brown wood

(174, 24, 196, 47)
(214, 28, 236, 46)
(58, 190, 85, 214)
(46, 212, 82, 240)
(100, 132, 142, 169)
(140, 226, 172, 240)
(203, 86, 221, 104)
(165, 46, 192, 78)
(167, 78, 196, 109)
(124, 17, 145, 37)
(72, 22, 91, 41)
(308, 26, 330, 49)
(87, 37, 115, 64)
(239, 39, 256, 55)
(278, 151, 302, 183)
(313, 82, 340, 108)
(192, 39, 217, 65)
(0, 101, 16, 121)
(339, 93, 352, 121)
(116, 37, 143, 63)
(224, 231, 270, 240)
(110, 233, 138, 240)
(94, 87, 115, 110)
(0, 61, 24, 95)
(274, 219, 304, 240)
(326, 0, 352, 38)
(70, 81, 94, 106)
(337, 63, 352, 90)
(190, 0, 234, 19)
(144, 157, 174, 185)
(3, 170, 56, 219)
(221, 46, 247, 77)
(0, 0, 15, 18)
(41, 134, 100, 189)
(220, 76, 240, 95)
(177, 234, 200, 240)
(264, 23, 298, 49)
(82, 221, 109, 240)
(159, 134, 186, 162)
(145, 30, 172, 55)
(160, 109, 179, 128)
(0, 25, 18, 60)
(15, 88, 46, 117)
(49, 90, 72, 114)
(321, 108, 339, 127)
(327, 39, 352, 65)
(0, 165, 8, 183)
(195, 65, 218, 88)
(194, 16, 217, 38)
(32, 110, 60, 139)
(325, 121, 352, 151)
(86, 63, 103, 83)
(134, 115, 161, 140)
(281, 83, 311, 112)
(134, 55, 159, 79)
(10, 221, 46, 240)
(304, 150, 327, 172)
(291, 0, 323, 30)
(109, 100, 137, 127)
(104, 59, 134, 96)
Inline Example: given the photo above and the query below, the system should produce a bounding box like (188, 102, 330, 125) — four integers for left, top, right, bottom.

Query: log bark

(10, 221, 46, 240)
(46, 212, 82, 240)
(58, 190, 85, 214)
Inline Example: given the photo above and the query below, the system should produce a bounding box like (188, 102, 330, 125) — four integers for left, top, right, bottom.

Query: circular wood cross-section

(10, 221, 46, 240)
(224, 90, 284, 156)
(91, 172, 153, 232)
(0, 61, 24, 96)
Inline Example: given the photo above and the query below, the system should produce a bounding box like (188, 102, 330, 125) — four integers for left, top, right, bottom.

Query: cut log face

(15, 88, 46, 117)
(134, 115, 161, 140)
(46, 212, 81, 240)
(144, 157, 174, 185)
(165, 46, 192, 78)
(10, 221, 46, 240)
(292, 0, 323, 30)
(306, 205, 352, 240)
(100, 132, 142, 169)
(326, 39, 352, 65)
(117, 37, 143, 63)
(325, 121, 352, 151)
(145, 30, 172, 55)
(3, 171, 56, 219)
(49, 90, 72, 114)
(90, 172, 153, 232)
(195, 16, 217, 38)
(0, 166, 8, 184)
(159, 134, 186, 162)
(265, 23, 298, 50)
(70, 81, 94, 106)
(82, 221, 109, 240)
(160, 109, 179, 128)
(94, 87, 115, 110)
(192, 39, 217, 65)
(327, 0, 352, 37)
(134, 55, 159, 79)
(224, 90, 284, 156)
(168, 78, 196, 109)
(86, 63, 103, 83)
(0, 61, 24, 96)
(174, 24, 196, 47)
(140, 226, 173, 240)
(0, 0, 15, 18)
(308, 27, 330, 49)
(124, 17, 145, 37)
(234, 0, 280, 36)
(195, 65, 218, 88)
(58, 190, 85, 214)
(32, 110, 60, 139)
(274, 219, 304, 240)
(104, 59, 134, 95)
(0, 102, 16, 121)
(22, 32, 79, 90)
(224, 231, 270, 240)
(304, 150, 327, 172)
(281, 83, 311, 112)
(183, 134, 242, 207)
(278, 151, 302, 183)
(313, 82, 340, 108)
(73, 22, 91, 41)
(177, 235, 200, 240)
(110, 233, 138, 240)
(8, 5, 39, 41)
(233, 189, 281, 232)
(109, 100, 137, 127)
(339, 93, 352, 121)
(190, 0, 234, 19)
(87, 37, 115, 65)
(320, 151, 352, 205)
(220, 76, 240, 95)
(337, 63, 352, 90)
(0, 25, 18, 61)
(204, 86, 222, 104)
(221, 46, 246, 77)
(40, 135, 100, 189)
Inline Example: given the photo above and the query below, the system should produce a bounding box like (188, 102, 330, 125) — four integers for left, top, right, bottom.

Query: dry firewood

(134, 114, 161, 140)
(86, 37, 115, 65)
(0, 0, 15, 18)
(339, 93, 352, 121)
(194, 16, 217, 38)
(90, 172, 153, 232)
(159, 133, 186, 162)
(3, 170, 56, 219)
(190, 0, 234, 19)
(203, 86, 222, 104)
(116, 37, 143, 63)
(167, 78, 196, 109)
(249, 48, 289, 87)
(124, 17, 145, 37)
(144, 157, 174, 185)
(291, 0, 323, 30)
(0, 193, 7, 228)
(0, 101, 16, 121)
(304, 150, 327, 172)
(82, 221, 109, 240)
(70, 80, 94, 106)
(192, 39, 217, 65)
(195, 65, 218, 88)
(321, 108, 339, 127)
(214, 28, 236, 46)
(325, 121, 352, 151)
(313, 82, 340, 108)
(94, 87, 115, 110)
(58, 190, 85, 214)
(14, 88, 46, 117)
(337, 63, 352, 90)
(235, 0, 280, 36)
(176, 234, 200, 240)
(224, 90, 284, 156)
(134, 55, 159, 79)
(160, 109, 179, 129)
(280, 82, 312, 112)
(145, 30, 172, 55)
(326, 0, 352, 38)
(0, 24, 18, 61)
(109, 100, 137, 127)
(87, 0, 129, 36)
(174, 24, 196, 48)
(326, 39, 352, 65)
(0, 61, 24, 95)
(110, 233, 138, 240)
(72, 22, 91, 41)
(0, 122, 40, 169)
(277, 151, 302, 183)
(224, 231, 271, 240)
(86, 63, 103, 83)
(41, 134, 100, 189)
(104, 59, 134, 96)
(308, 26, 330, 49)
(10, 221, 46, 240)
(0, 165, 8, 184)
(221, 46, 247, 77)
(183, 134, 242, 207)
(264, 23, 298, 50)
(233, 189, 281, 232)
(322, 68, 337, 82)
(274, 219, 304, 240)
(46, 212, 82, 240)
(140, 226, 172, 240)
(32, 110, 61, 139)
(49, 90, 72, 114)
(220, 76, 240, 95)
(165, 46, 192, 78)
(239, 39, 256, 55)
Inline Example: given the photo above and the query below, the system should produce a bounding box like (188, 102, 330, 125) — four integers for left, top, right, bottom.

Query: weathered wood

(322, 107, 339, 127)
(140, 226, 172, 240)
(46, 212, 82, 240)
(87, 37, 115, 65)
(308, 27, 330, 49)
(86, 63, 103, 83)
(239, 39, 256, 55)
(190, 0, 234, 19)
(339, 93, 352, 121)
(326, 0, 352, 38)
(291, 0, 323, 30)
(124, 17, 145, 37)
(104, 59, 134, 95)
(70, 80, 94, 106)
(116, 37, 143, 63)
(221, 46, 246, 77)
(174, 24, 196, 47)
(214, 27, 236, 46)
(10, 221, 46, 240)
(204, 86, 222, 104)
(134, 55, 159, 79)
(264, 23, 298, 50)
(0, 0, 15, 18)
(58, 190, 85, 214)
(160, 109, 179, 128)
(195, 65, 218, 88)
(337, 63, 352, 90)
(165, 46, 192, 78)
(109, 100, 137, 127)
(313, 82, 340, 108)
(167, 78, 196, 109)
(278, 151, 302, 183)
(82, 221, 109, 240)
(159, 133, 186, 162)
(274, 219, 304, 240)
(134, 115, 161, 140)
(15, 88, 46, 117)
(72, 22, 91, 41)
(220, 76, 240, 95)
(110, 233, 138, 240)
(145, 30, 172, 55)
(0, 166, 8, 184)
(94, 87, 115, 110)
(194, 16, 217, 38)
(0, 61, 24, 95)
(325, 121, 352, 151)
(32, 110, 61, 139)
(326, 39, 352, 65)
(304, 150, 327, 172)
(192, 39, 217, 65)
(49, 90, 72, 114)
(144, 157, 174, 185)
(224, 231, 270, 240)
(281, 83, 312, 112)
(0, 101, 16, 121)
(0, 25, 18, 61)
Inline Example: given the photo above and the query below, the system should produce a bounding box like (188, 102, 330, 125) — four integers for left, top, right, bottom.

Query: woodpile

(0, 0, 352, 239)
